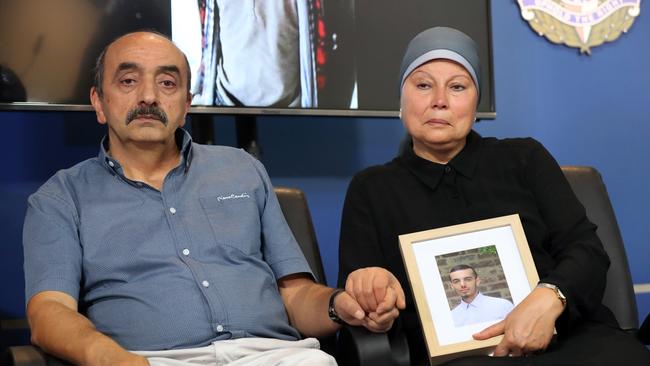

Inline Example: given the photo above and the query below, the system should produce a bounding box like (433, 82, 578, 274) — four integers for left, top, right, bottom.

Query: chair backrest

(561, 166, 638, 331)
(274, 186, 327, 284)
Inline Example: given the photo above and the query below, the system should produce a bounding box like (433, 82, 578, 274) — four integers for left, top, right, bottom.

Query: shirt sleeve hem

(270, 257, 314, 281)
(25, 277, 80, 305)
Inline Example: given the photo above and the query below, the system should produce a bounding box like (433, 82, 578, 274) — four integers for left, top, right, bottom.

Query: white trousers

(133, 337, 336, 366)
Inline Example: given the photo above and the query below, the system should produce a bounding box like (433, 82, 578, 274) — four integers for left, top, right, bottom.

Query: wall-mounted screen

(0, 0, 495, 118)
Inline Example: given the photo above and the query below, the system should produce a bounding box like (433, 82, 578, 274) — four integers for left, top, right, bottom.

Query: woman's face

(400, 59, 478, 163)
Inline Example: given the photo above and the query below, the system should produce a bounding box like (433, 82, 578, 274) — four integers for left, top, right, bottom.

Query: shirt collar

(98, 128, 194, 175)
(398, 130, 482, 190)
(461, 292, 485, 308)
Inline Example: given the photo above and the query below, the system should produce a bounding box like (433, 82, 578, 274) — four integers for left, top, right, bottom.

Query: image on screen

(0, 0, 494, 117)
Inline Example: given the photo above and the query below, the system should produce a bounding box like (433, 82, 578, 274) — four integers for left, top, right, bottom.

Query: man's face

(450, 268, 480, 302)
(90, 32, 191, 149)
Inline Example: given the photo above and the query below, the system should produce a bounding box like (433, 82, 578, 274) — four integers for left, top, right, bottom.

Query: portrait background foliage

(436, 245, 513, 309)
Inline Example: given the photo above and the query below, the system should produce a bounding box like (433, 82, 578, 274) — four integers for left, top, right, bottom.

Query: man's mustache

(126, 105, 168, 125)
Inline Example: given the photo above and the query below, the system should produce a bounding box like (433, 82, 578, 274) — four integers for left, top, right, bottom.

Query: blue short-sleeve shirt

(23, 129, 313, 351)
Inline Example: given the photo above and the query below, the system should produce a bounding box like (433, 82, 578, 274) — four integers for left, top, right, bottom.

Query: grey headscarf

(398, 27, 481, 103)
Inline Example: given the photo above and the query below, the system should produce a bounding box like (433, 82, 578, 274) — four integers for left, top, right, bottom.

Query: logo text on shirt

(217, 193, 251, 202)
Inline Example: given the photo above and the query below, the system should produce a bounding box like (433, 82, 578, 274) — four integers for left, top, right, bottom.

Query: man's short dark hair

(92, 30, 192, 99)
(449, 264, 478, 278)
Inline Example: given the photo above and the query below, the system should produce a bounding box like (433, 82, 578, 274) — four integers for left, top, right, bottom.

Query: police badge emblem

(516, 0, 641, 54)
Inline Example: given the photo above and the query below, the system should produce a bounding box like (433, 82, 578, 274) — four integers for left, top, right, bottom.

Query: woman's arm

(523, 139, 609, 326)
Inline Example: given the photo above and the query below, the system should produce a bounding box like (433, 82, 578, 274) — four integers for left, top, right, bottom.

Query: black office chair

(2, 187, 344, 366)
(276, 186, 412, 365)
(274, 187, 328, 284)
(560, 166, 643, 336)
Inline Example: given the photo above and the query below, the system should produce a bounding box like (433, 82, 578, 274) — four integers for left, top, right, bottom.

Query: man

(449, 265, 514, 327)
(23, 31, 404, 366)
(173, 0, 316, 108)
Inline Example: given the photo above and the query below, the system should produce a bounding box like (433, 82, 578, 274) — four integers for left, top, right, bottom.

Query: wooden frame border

(398, 214, 539, 365)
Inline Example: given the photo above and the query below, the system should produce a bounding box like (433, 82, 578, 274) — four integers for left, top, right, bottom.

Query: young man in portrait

(449, 264, 514, 327)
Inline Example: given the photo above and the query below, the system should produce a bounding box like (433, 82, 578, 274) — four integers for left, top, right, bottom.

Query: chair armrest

(337, 326, 394, 366)
(639, 313, 650, 345)
(3, 346, 46, 366)
(3, 346, 71, 366)
(337, 320, 410, 366)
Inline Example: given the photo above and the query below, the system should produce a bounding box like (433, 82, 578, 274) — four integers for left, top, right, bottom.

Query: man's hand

(472, 287, 565, 356)
(339, 267, 406, 332)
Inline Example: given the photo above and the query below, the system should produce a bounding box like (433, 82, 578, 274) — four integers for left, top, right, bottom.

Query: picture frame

(398, 214, 540, 365)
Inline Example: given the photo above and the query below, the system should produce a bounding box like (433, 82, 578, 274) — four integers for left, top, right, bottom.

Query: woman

(337, 27, 649, 365)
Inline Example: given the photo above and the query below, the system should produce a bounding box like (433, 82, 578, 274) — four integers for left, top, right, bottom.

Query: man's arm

(27, 291, 148, 366)
(278, 268, 405, 337)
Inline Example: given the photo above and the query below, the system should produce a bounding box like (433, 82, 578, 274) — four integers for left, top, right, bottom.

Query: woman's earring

(398, 108, 402, 119)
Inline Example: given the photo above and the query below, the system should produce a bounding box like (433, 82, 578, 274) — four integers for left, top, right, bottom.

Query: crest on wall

(516, 0, 641, 54)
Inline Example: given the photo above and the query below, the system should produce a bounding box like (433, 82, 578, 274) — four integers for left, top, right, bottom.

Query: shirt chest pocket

(198, 195, 262, 255)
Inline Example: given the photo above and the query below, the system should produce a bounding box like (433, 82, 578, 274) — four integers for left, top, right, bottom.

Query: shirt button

(169, 207, 177, 214)
(108, 161, 115, 167)
(445, 166, 451, 173)
(202, 280, 210, 288)
(216, 325, 224, 332)
(182, 248, 190, 256)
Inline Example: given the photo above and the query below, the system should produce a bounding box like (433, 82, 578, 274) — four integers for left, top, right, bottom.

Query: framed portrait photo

(398, 214, 540, 365)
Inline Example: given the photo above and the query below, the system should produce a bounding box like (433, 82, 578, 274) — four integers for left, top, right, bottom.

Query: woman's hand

(334, 287, 402, 332)
(341, 267, 406, 332)
(344, 267, 406, 314)
(472, 287, 565, 356)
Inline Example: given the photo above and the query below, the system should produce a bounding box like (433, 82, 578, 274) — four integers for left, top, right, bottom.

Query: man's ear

(475, 276, 481, 286)
(90, 87, 107, 125)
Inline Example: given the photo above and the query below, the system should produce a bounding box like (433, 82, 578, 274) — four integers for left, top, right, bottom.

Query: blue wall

(1, 1, 648, 329)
